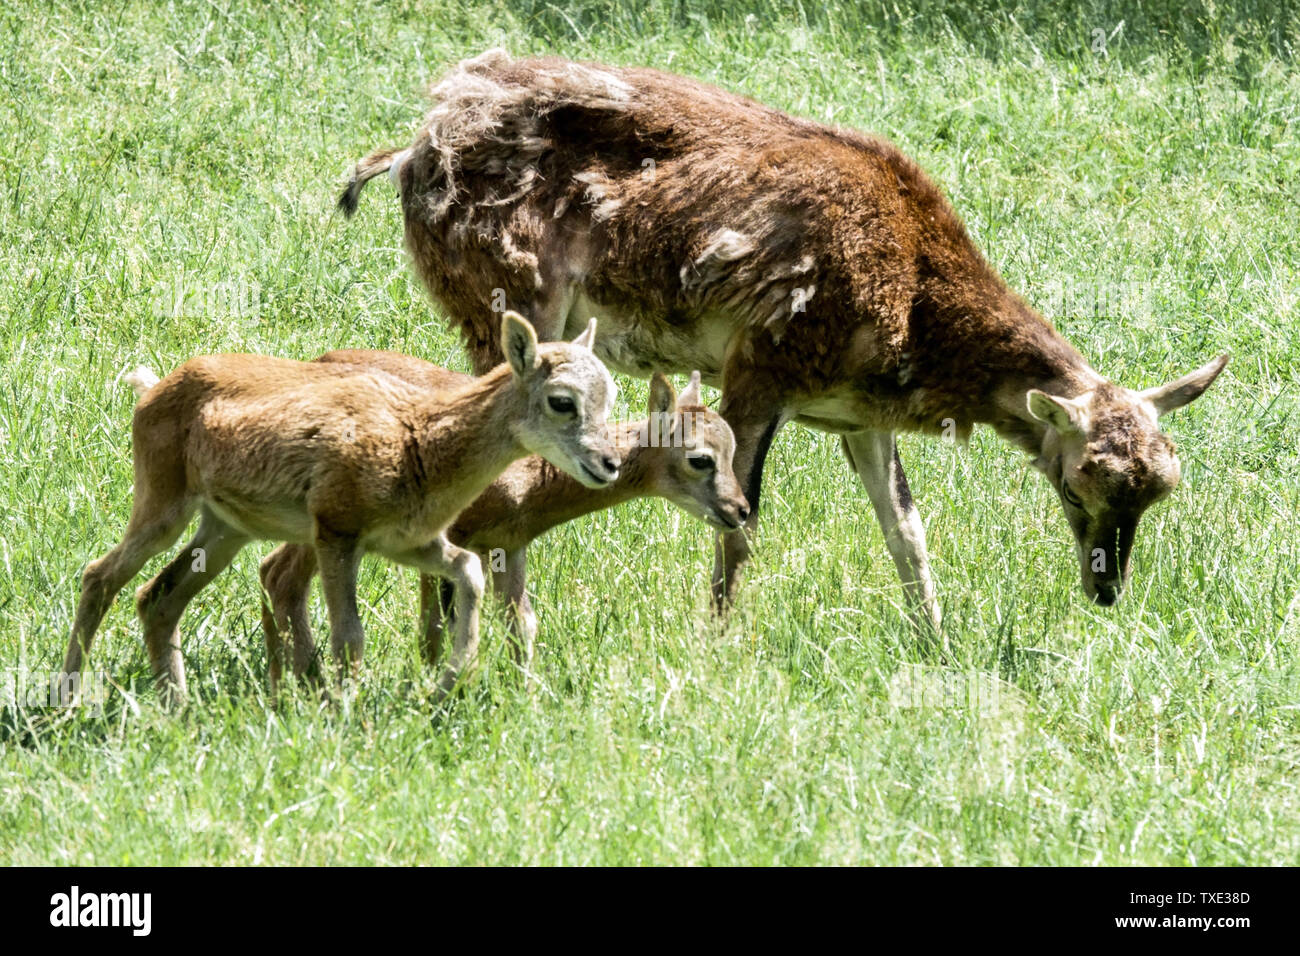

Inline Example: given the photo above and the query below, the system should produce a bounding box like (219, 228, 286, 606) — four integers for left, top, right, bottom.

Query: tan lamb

(63, 312, 617, 705)
(257, 357, 748, 692)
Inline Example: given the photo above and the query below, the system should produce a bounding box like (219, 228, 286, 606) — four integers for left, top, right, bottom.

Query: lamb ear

(678, 370, 702, 406)
(1139, 354, 1229, 416)
(572, 317, 597, 350)
(501, 310, 539, 377)
(1026, 390, 1085, 436)
(648, 372, 676, 417)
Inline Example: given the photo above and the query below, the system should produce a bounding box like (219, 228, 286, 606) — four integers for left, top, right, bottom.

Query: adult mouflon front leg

(490, 549, 536, 663)
(709, 367, 790, 613)
(842, 431, 942, 636)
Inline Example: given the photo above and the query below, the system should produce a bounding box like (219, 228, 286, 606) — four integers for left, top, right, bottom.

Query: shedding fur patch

(681, 229, 755, 290)
(390, 50, 933, 375)
(418, 49, 632, 221)
(407, 49, 638, 290)
(573, 171, 623, 221)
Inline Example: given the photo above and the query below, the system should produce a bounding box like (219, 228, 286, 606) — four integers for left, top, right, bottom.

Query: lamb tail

(123, 365, 160, 399)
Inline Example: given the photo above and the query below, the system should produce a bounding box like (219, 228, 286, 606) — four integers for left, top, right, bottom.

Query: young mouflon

(63, 311, 617, 706)
(341, 50, 1228, 623)
(257, 360, 748, 692)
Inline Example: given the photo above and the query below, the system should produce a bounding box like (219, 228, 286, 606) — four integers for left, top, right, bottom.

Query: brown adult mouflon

(340, 49, 1228, 619)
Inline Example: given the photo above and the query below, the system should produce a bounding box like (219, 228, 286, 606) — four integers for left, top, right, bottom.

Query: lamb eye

(548, 396, 576, 414)
(1062, 484, 1083, 508)
(687, 455, 714, 472)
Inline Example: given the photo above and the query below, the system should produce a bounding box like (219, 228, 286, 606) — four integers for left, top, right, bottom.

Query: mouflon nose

(1092, 581, 1121, 606)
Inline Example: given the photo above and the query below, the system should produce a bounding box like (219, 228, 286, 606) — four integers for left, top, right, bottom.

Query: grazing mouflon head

(641, 371, 749, 530)
(502, 311, 620, 489)
(1027, 354, 1228, 605)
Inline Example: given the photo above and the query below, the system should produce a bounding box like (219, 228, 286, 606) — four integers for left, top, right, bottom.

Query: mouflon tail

(338, 147, 408, 217)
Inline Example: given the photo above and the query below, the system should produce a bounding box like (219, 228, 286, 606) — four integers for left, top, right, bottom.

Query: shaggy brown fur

(341, 50, 1227, 613)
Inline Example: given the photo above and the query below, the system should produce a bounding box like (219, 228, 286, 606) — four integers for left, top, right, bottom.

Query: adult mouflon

(341, 50, 1227, 620)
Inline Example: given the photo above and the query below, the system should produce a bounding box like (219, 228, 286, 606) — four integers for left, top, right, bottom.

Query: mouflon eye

(687, 455, 715, 472)
(548, 395, 577, 414)
(1062, 483, 1083, 508)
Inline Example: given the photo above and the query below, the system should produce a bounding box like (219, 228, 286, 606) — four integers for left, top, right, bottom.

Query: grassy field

(1, 0, 1297, 865)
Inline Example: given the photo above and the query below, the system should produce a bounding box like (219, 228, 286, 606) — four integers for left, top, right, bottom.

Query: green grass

(1, 0, 1297, 864)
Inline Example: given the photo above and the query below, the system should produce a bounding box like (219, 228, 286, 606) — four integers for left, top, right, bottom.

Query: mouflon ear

(501, 311, 540, 377)
(1026, 390, 1086, 436)
(678, 370, 702, 407)
(1139, 354, 1230, 416)
(648, 372, 677, 418)
(572, 317, 598, 350)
